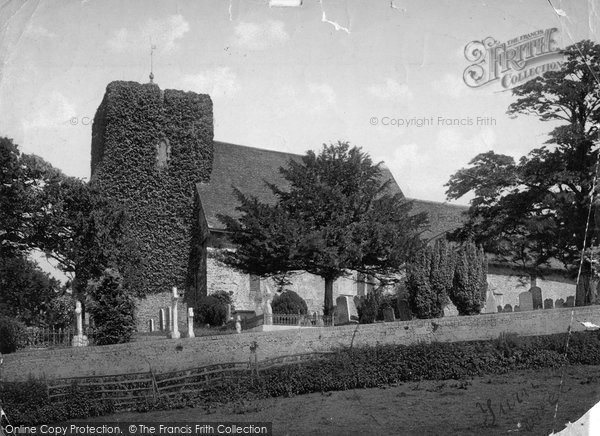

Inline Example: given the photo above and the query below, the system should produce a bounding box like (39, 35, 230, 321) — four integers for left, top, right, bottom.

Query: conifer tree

(450, 242, 488, 315)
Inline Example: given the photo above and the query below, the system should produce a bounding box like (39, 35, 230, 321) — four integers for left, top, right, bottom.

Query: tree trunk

(324, 277, 334, 316)
(576, 261, 594, 306)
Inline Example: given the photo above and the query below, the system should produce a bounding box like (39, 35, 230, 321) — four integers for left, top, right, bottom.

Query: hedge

(90, 81, 213, 298)
(3, 331, 599, 425)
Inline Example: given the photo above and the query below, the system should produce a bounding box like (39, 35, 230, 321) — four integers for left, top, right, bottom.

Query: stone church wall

(206, 255, 362, 316)
(483, 266, 575, 313)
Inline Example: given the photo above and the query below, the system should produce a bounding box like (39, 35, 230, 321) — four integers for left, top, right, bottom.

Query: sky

(0, 0, 598, 206)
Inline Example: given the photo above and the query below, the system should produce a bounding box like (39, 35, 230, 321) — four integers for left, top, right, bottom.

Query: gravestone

(503, 304, 513, 312)
(168, 287, 181, 339)
(514, 305, 520, 312)
(397, 299, 412, 321)
(555, 298, 565, 308)
(483, 290, 498, 314)
(187, 307, 195, 338)
(497, 305, 503, 313)
(566, 296, 575, 307)
(518, 291, 533, 311)
(159, 309, 166, 331)
(383, 307, 395, 322)
(235, 315, 242, 334)
(544, 298, 554, 309)
(530, 286, 543, 309)
(148, 319, 155, 332)
(443, 301, 459, 317)
(335, 295, 359, 325)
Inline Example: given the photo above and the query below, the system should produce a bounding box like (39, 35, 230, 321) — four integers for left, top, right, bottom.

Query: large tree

(0, 137, 142, 299)
(219, 142, 427, 315)
(445, 40, 600, 303)
(0, 254, 63, 325)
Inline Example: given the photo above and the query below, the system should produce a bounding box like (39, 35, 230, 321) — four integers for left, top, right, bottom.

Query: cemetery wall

(4, 306, 599, 382)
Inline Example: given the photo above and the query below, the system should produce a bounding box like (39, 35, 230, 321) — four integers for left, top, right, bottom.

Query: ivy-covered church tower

(90, 81, 213, 325)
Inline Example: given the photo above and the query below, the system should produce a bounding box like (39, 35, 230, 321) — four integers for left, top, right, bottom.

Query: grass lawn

(77, 364, 600, 435)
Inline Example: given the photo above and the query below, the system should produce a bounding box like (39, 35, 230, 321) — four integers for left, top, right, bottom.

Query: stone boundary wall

(3, 306, 600, 381)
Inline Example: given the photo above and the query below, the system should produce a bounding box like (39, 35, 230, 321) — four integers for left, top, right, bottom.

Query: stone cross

(187, 307, 195, 338)
(235, 314, 242, 334)
(71, 301, 89, 347)
(169, 287, 181, 339)
(263, 294, 273, 326)
(75, 300, 83, 336)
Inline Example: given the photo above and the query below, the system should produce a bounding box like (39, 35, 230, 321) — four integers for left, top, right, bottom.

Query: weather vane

(149, 40, 157, 83)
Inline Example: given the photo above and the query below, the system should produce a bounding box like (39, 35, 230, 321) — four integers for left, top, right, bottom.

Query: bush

(355, 291, 380, 324)
(0, 316, 26, 353)
(0, 378, 114, 425)
(86, 269, 136, 345)
(271, 290, 308, 315)
(196, 296, 228, 326)
(210, 290, 234, 309)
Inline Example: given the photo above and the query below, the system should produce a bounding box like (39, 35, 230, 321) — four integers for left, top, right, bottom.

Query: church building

(90, 81, 575, 331)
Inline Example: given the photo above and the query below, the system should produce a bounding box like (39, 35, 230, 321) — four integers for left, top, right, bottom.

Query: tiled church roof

(197, 141, 468, 238)
(408, 198, 468, 240)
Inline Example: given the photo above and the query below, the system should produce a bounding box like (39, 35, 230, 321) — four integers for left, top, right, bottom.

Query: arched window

(156, 138, 171, 169)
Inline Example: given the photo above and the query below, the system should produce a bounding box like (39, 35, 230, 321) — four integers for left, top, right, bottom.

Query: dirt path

(82, 365, 600, 435)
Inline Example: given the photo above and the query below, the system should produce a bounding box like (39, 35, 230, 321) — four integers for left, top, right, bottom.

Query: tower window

(156, 138, 171, 169)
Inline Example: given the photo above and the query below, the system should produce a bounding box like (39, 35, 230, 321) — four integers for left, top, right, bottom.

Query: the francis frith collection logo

(463, 28, 563, 89)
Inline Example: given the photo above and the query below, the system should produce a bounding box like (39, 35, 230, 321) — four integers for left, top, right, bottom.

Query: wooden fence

(45, 352, 334, 409)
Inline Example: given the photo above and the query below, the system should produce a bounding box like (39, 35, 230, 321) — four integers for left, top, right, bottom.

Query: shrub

(86, 268, 136, 345)
(0, 316, 26, 353)
(355, 291, 381, 324)
(0, 378, 114, 425)
(271, 290, 308, 315)
(196, 296, 228, 326)
(210, 290, 234, 309)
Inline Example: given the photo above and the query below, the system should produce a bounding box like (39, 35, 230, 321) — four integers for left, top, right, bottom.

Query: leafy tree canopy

(219, 141, 427, 314)
(445, 40, 600, 283)
(0, 137, 143, 300)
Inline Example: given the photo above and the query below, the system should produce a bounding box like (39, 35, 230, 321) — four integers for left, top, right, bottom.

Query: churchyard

(2, 2, 600, 430)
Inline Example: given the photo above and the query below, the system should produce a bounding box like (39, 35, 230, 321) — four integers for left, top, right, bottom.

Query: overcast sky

(0, 0, 598, 206)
